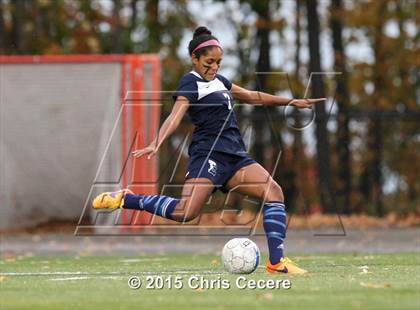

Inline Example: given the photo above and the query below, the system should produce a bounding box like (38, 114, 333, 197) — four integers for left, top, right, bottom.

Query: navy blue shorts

(185, 151, 256, 193)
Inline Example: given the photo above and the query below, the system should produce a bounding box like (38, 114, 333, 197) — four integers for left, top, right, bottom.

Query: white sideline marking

(1, 272, 89, 276)
(120, 258, 169, 263)
(50, 277, 89, 281)
(49, 276, 122, 281)
(0, 270, 227, 276)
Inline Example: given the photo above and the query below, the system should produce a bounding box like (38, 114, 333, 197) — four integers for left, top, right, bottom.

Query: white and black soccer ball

(221, 238, 260, 274)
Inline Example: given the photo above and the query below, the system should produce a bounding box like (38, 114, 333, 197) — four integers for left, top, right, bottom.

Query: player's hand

(290, 98, 326, 109)
(132, 145, 157, 159)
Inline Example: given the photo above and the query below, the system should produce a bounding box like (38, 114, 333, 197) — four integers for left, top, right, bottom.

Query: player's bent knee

(182, 213, 199, 222)
(266, 182, 284, 202)
(170, 212, 199, 223)
(171, 201, 202, 222)
(173, 211, 199, 223)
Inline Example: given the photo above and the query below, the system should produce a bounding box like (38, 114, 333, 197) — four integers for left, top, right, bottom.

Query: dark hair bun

(193, 26, 211, 39)
(188, 26, 218, 56)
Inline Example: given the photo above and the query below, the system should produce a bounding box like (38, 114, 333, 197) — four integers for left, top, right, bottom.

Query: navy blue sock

(123, 194, 178, 220)
(263, 201, 287, 264)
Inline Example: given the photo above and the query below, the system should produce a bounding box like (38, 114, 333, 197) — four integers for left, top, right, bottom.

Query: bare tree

(145, 0, 161, 53)
(330, 0, 351, 214)
(305, 0, 336, 213)
(112, 0, 123, 53)
(0, 0, 5, 52)
(364, 2, 387, 216)
(291, 0, 306, 212)
(130, 0, 139, 33)
(11, 0, 25, 53)
(252, 1, 271, 166)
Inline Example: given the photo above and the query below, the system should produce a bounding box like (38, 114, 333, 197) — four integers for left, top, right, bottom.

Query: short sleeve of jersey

(172, 75, 198, 103)
(216, 74, 232, 90)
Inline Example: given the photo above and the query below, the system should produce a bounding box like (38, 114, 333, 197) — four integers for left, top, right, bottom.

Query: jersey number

(223, 93, 232, 110)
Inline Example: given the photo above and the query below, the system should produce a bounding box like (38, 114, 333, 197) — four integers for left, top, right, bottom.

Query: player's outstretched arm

(230, 83, 326, 108)
(132, 96, 189, 159)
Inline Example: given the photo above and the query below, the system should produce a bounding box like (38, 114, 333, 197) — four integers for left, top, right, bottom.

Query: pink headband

(192, 39, 222, 54)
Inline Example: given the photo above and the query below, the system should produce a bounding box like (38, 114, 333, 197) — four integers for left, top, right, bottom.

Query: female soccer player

(93, 26, 325, 274)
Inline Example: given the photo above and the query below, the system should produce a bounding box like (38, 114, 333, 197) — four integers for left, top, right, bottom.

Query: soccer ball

(221, 238, 260, 274)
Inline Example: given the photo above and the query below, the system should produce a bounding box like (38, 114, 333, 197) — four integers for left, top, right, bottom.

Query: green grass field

(1, 252, 419, 310)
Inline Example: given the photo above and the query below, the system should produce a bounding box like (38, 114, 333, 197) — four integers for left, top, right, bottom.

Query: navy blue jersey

(173, 71, 247, 157)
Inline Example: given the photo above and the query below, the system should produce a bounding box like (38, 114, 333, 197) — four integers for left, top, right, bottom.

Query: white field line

(120, 258, 169, 263)
(0, 270, 227, 276)
(50, 277, 90, 281)
(49, 276, 123, 281)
